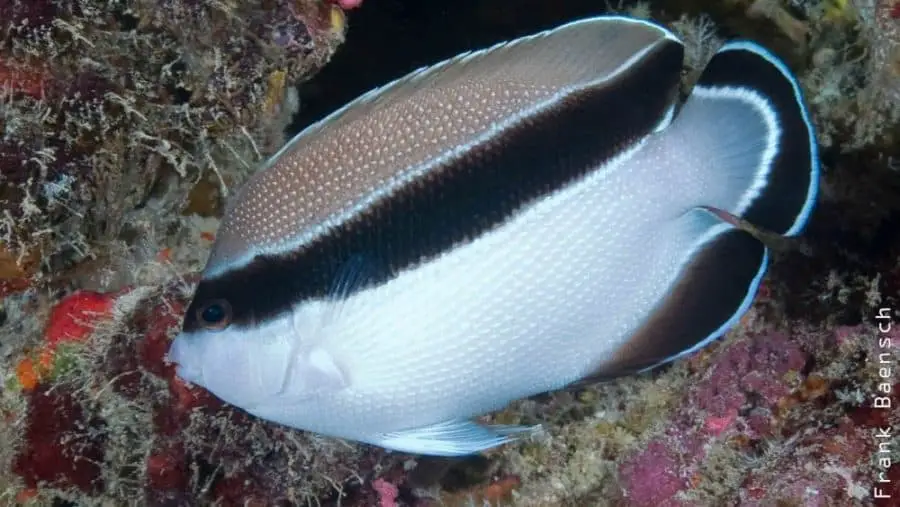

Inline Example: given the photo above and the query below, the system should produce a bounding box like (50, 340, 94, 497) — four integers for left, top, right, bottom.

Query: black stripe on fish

(183, 38, 684, 332)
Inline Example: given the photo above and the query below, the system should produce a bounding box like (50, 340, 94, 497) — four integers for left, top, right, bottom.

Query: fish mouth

(167, 336, 203, 385)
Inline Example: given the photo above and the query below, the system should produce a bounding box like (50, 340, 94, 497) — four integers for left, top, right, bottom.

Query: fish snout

(167, 335, 204, 385)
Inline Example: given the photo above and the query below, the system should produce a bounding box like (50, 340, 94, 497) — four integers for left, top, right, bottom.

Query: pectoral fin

(280, 345, 348, 397)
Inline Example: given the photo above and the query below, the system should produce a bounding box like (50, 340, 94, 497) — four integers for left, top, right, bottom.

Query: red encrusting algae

(12, 385, 105, 494)
(0, 58, 47, 98)
(14, 290, 119, 390)
(44, 290, 116, 346)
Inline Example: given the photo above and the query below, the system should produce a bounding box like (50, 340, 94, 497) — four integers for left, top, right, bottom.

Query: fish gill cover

(0, 0, 899, 506)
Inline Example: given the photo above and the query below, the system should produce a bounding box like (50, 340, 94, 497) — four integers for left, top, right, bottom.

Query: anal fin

(595, 209, 768, 378)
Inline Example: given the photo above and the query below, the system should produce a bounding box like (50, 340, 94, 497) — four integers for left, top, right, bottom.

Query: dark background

(289, 0, 784, 133)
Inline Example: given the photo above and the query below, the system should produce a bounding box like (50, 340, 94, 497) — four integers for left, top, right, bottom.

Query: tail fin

(590, 41, 820, 377)
(666, 41, 819, 236)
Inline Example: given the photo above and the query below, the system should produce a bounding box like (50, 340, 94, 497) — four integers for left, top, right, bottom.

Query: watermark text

(873, 307, 895, 500)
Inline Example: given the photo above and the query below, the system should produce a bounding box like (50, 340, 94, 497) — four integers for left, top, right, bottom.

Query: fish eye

(196, 299, 232, 330)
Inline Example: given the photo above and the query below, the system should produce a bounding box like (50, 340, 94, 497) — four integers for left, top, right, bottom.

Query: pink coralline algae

(739, 417, 876, 506)
(618, 440, 684, 506)
(373, 478, 400, 507)
(332, 0, 364, 10)
(616, 326, 891, 506)
(687, 331, 807, 429)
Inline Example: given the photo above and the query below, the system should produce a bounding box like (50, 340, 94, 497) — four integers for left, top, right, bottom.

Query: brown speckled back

(204, 18, 676, 276)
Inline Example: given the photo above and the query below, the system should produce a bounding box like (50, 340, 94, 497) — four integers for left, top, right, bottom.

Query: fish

(167, 15, 819, 456)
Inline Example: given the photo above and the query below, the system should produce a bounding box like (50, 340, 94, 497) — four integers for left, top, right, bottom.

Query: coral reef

(1, 0, 355, 503)
(614, 323, 897, 506)
(2, 0, 900, 505)
(0, 0, 347, 297)
(791, 0, 900, 150)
